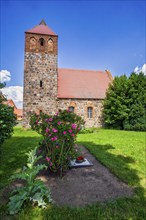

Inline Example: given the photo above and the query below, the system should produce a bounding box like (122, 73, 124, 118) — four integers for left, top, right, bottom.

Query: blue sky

(0, 0, 145, 88)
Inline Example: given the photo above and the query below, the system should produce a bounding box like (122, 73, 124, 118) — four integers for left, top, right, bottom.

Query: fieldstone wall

(57, 99, 104, 127)
(23, 52, 58, 126)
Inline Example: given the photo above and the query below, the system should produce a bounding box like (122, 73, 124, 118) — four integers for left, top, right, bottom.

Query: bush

(103, 72, 146, 131)
(79, 127, 98, 134)
(0, 92, 16, 151)
(30, 109, 85, 173)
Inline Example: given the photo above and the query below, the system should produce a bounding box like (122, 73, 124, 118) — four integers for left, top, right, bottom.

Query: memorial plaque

(70, 158, 93, 168)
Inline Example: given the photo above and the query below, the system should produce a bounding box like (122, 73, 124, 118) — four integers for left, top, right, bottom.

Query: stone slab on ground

(69, 158, 93, 168)
(39, 146, 133, 207)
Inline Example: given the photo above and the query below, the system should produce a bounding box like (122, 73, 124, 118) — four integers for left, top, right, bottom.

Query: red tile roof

(4, 99, 17, 109)
(4, 99, 23, 116)
(58, 68, 112, 99)
(14, 108, 23, 116)
(26, 20, 57, 36)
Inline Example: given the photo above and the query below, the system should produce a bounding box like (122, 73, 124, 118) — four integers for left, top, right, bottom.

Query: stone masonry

(57, 99, 103, 127)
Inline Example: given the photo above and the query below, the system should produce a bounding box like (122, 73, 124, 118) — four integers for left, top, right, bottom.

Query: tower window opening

(40, 80, 43, 87)
(39, 38, 45, 47)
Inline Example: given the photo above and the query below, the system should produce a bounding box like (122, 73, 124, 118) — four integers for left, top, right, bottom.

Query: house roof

(58, 68, 112, 99)
(4, 99, 17, 109)
(4, 99, 23, 116)
(26, 19, 57, 36)
(14, 108, 23, 116)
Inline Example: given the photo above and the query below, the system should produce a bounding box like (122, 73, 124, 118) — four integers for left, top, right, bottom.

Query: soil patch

(38, 145, 133, 207)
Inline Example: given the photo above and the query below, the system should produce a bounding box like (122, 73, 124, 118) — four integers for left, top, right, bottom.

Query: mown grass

(78, 129, 145, 191)
(0, 127, 145, 220)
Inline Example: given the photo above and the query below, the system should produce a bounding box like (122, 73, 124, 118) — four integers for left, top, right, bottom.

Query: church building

(23, 20, 112, 127)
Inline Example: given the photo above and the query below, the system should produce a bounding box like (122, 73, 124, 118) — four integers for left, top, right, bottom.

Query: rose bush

(30, 109, 84, 173)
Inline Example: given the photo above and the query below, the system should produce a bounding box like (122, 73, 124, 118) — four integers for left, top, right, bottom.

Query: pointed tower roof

(26, 19, 57, 36)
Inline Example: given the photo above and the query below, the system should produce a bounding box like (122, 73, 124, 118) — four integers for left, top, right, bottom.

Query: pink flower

(71, 124, 77, 129)
(63, 131, 67, 135)
(49, 118, 53, 122)
(45, 128, 50, 133)
(68, 129, 73, 133)
(78, 128, 81, 130)
(49, 134, 52, 137)
(46, 157, 51, 162)
(51, 136, 58, 141)
(36, 120, 38, 124)
(67, 109, 71, 112)
(45, 119, 48, 122)
(57, 121, 62, 125)
(55, 112, 59, 116)
(52, 128, 58, 133)
(71, 134, 75, 137)
(50, 162, 53, 167)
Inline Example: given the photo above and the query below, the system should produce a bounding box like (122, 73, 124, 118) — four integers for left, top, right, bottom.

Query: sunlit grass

(77, 129, 145, 191)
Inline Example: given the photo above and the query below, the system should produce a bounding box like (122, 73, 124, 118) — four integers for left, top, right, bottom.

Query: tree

(123, 72, 146, 131)
(103, 72, 146, 131)
(0, 83, 17, 152)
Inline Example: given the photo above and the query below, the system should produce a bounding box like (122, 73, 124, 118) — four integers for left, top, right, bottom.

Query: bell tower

(23, 20, 58, 126)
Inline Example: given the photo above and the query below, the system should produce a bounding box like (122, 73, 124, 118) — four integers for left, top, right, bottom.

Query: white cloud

(134, 64, 146, 75)
(2, 86, 23, 109)
(0, 70, 11, 83)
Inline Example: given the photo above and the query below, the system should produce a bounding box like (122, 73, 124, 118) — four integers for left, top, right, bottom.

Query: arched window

(87, 107, 93, 118)
(69, 106, 74, 112)
(30, 37, 36, 50)
(39, 38, 45, 47)
(48, 38, 53, 51)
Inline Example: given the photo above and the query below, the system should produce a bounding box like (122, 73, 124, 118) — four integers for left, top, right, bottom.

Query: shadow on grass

(0, 136, 42, 190)
(77, 141, 145, 199)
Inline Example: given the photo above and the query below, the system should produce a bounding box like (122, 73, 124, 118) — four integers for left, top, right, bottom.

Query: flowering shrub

(30, 109, 84, 173)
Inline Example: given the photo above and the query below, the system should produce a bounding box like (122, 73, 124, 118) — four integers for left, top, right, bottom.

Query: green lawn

(0, 127, 145, 220)
(78, 129, 145, 191)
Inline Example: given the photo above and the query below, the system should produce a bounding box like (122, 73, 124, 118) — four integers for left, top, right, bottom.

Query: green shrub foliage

(30, 109, 85, 173)
(103, 72, 146, 131)
(7, 147, 52, 215)
(0, 86, 16, 148)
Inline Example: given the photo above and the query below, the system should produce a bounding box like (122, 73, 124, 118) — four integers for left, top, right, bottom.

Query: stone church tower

(23, 20, 58, 126)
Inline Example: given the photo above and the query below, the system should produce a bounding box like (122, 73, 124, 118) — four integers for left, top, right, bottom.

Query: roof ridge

(58, 68, 105, 73)
(105, 70, 113, 81)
